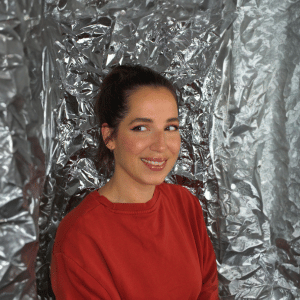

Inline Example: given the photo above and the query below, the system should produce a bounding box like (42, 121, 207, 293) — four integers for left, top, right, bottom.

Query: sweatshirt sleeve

(51, 253, 114, 300)
(190, 195, 219, 300)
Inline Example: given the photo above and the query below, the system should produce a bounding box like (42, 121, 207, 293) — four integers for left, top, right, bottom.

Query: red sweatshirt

(51, 182, 218, 299)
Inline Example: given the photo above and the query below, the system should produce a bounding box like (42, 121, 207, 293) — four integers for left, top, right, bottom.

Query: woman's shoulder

(159, 181, 197, 198)
(53, 191, 103, 251)
(158, 182, 200, 210)
(159, 182, 205, 225)
(61, 190, 101, 222)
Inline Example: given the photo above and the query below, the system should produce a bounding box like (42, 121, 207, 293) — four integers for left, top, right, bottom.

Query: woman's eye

(166, 125, 179, 131)
(131, 125, 147, 131)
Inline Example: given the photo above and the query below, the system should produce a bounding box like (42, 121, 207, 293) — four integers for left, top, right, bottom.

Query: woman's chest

(95, 210, 202, 299)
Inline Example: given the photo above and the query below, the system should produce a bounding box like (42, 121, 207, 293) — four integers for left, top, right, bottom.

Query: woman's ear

(101, 123, 115, 151)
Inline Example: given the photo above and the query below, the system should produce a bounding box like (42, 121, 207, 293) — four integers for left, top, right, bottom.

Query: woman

(51, 65, 218, 299)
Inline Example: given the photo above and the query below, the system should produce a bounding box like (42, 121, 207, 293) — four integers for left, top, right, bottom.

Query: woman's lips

(142, 158, 167, 162)
(141, 158, 167, 171)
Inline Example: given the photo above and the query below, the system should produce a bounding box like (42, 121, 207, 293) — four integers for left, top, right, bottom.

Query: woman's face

(106, 86, 181, 188)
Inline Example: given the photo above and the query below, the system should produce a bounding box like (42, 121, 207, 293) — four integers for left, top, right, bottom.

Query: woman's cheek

(168, 134, 181, 153)
(122, 136, 147, 154)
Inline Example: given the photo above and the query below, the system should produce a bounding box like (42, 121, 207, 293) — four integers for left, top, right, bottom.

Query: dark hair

(94, 64, 178, 174)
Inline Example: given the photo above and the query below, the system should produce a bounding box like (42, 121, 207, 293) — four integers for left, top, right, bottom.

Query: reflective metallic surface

(0, 0, 43, 299)
(1, 0, 300, 299)
(213, 0, 300, 298)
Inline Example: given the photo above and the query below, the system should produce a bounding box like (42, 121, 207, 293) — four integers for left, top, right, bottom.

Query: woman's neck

(99, 174, 156, 204)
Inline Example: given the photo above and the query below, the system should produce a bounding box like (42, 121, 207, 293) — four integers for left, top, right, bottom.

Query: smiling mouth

(141, 159, 166, 166)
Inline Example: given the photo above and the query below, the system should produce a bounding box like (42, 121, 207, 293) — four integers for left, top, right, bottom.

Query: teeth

(141, 159, 165, 166)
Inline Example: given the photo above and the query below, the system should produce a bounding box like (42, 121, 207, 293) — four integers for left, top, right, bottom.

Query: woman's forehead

(126, 86, 178, 111)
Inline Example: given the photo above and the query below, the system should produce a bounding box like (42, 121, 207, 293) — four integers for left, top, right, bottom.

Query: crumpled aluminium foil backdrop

(2, 0, 300, 299)
(0, 0, 44, 299)
(212, 0, 300, 298)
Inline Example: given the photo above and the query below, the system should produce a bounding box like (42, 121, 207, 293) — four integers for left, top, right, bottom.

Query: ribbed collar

(93, 183, 163, 213)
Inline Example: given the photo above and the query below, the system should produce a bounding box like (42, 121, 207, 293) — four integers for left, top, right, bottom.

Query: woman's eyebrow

(129, 117, 179, 125)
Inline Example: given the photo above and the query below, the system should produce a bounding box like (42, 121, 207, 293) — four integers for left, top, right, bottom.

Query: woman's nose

(150, 130, 167, 152)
